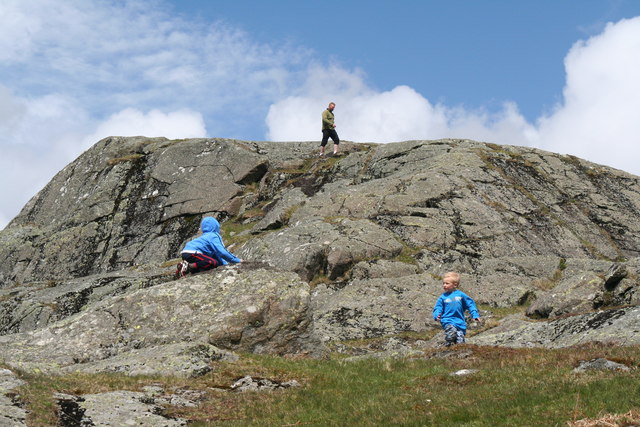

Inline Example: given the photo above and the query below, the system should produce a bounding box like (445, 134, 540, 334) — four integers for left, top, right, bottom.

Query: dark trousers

(321, 129, 340, 146)
(182, 253, 218, 272)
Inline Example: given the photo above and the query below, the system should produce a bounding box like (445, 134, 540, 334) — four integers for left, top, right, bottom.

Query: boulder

(309, 273, 440, 342)
(56, 391, 187, 426)
(573, 358, 631, 373)
(0, 368, 27, 427)
(241, 218, 404, 281)
(0, 270, 172, 334)
(470, 307, 640, 348)
(0, 266, 314, 374)
(64, 342, 239, 378)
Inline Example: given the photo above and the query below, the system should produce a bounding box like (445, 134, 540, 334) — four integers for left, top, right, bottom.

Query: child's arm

(432, 297, 443, 322)
(208, 235, 241, 264)
(463, 294, 480, 320)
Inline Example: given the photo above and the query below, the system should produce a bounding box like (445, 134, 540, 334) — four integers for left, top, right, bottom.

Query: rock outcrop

(0, 368, 27, 426)
(0, 265, 312, 374)
(2, 136, 640, 379)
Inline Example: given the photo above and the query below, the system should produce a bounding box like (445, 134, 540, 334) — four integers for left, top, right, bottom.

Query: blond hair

(443, 271, 460, 285)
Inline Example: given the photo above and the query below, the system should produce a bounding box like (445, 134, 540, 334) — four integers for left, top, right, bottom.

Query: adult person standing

(321, 102, 340, 156)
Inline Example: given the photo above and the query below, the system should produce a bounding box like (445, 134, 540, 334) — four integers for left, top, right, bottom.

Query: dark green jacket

(322, 109, 335, 131)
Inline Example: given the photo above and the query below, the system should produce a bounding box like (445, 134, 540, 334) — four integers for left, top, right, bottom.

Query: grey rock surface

(1, 136, 640, 379)
(0, 368, 27, 427)
(573, 358, 631, 373)
(0, 266, 312, 374)
(57, 390, 187, 426)
(230, 376, 301, 392)
(0, 270, 171, 335)
(64, 342, 239, 378)
(309, 273, 439, 342)
(470, 306, 640, 348)
(1, 137, 271, 283)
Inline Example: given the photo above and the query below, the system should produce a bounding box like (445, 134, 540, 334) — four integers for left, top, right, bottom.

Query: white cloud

(535, 17, 640, 174)
(266, 66, 534, 146)
(2, 0, 640, 231)
(0, 0, 312, 229)
(82, 108, 206, 147)
(267, 17, 640, 177)
(0, 0, 309, 116)
(0, 86, 90, 229)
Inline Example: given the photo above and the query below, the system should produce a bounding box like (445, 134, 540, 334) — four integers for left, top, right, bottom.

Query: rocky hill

(2, 136, 640, 409)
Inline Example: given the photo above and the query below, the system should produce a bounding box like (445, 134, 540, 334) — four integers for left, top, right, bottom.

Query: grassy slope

(14, 343, 640, 426)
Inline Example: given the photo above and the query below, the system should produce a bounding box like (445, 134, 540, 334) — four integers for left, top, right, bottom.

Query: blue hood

(201, 216, 220, 233)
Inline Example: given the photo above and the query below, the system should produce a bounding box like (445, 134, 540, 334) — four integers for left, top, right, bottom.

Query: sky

(2, 0, 640, 229)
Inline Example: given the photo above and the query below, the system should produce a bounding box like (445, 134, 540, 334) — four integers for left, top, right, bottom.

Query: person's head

(442, 272, 460, 293)
(200, 216, 220, 233)
(327, 102, 335, 111)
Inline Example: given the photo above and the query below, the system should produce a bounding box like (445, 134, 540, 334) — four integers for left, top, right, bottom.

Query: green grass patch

(476, 303, 528, 318)
(220, 221, 255, 247)
(394, 244, 421, 265)
(11, 344, 640, 426)
(174, 346, 640, 426)
(106, 154, 144, 165)
(308, 273, 333, 289)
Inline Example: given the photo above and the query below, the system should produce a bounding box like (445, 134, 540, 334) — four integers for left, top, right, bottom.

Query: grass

(394, 244, 422, 265)
(106, 154, 145, 165)
(220, 221, 256, 248)
(12, 343, 640, 426)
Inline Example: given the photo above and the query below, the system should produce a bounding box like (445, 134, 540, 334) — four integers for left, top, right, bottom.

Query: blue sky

(1, 0, 640, 228)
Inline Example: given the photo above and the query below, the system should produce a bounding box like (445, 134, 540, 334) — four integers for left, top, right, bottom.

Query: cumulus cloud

(267, 17, 640, 178)
(82, 109, 206, 147)
(0, 85, 205, 228)
(0, 0, 311, 228)
(2, 0, 640, 231)
(535, 17, 640, 174)
(266, 66, 535, 145)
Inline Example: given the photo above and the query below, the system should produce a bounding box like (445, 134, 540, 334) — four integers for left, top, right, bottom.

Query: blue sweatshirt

(182, 217, 241, 265)
(432, 289, 479, 332)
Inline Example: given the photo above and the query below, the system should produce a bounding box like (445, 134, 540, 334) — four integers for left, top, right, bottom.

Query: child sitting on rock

(432, 272, 480, 346)
(175, 216, 242, 278)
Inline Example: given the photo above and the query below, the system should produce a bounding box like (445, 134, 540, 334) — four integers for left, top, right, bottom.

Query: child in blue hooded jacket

(432, 272, 480, 346)
(175, 216, 242, 277)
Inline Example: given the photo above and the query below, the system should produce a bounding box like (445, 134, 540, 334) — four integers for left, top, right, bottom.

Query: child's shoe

(175, 260, 189, 278)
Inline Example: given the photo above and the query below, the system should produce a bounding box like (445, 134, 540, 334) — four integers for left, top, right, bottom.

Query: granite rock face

(0, 368, 27, 427)
(0, 265, 312, 374)
(2, 136, 640, 378)
(471, 306, 640, 348)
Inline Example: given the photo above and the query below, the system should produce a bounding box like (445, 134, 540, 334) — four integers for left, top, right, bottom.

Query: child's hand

(435, 315, 441, 322)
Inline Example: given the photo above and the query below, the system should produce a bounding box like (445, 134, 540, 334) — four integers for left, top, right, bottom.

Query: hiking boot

(175, 260, 189, 278)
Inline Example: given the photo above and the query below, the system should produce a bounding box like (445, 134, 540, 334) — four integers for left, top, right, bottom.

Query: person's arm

(463, 294, 480, 320)
(211, 235, 241, 264)
(219, 247, 241, 264)
(432, 297, 443, 322)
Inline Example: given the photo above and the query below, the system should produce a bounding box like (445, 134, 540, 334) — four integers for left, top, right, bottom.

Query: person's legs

(329, 129, 340, 154)
(190, 253, 218, 272)
(182, 253, 218, 274)
(443, 324, 458, 346)
(320, 130, 330, 156)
